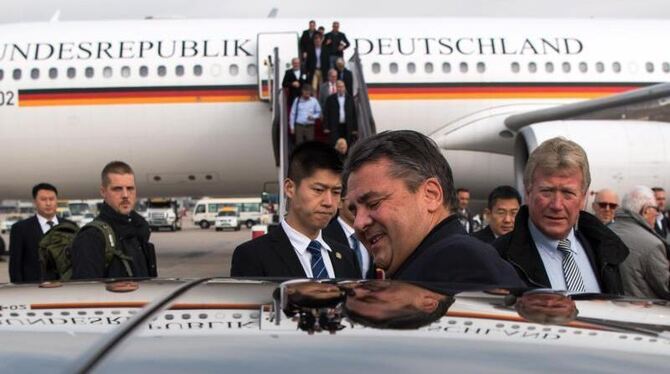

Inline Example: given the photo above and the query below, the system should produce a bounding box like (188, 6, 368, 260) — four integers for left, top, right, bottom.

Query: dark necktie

(306, 240, 328, 279)
(350, 234, 364, 278)
(557, 239, 585, 293)
(46, 220, 55, 232)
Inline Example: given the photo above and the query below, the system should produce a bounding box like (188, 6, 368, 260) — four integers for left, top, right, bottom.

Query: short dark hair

(457, 188, 469, 194)
(487, 185, 522, 210)
(101, 161, 134, 187)
(301, 83, 312, 93)
(288, 141, 343, 185)
(32, 183, 58, 199)
(343, 130, 458, 211)
(652, 187, 665, 193)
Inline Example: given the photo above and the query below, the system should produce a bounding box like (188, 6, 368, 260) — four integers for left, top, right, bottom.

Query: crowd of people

(284, 21, 357, 155)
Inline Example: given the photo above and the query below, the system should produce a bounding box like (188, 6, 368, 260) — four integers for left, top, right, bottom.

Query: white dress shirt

(529, 219, 601, 293)
(36, 214, 59, 234)
(337, 217, 370, 277)
(281, 219, 335, 278)
(315, 47, 322, 69)
(337, 95, 346, 123)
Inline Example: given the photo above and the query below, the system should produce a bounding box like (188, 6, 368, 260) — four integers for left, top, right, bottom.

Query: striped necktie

(557, 239, 585, 293)
(306, 240, 328, 279)
(350, 234, 364, 278)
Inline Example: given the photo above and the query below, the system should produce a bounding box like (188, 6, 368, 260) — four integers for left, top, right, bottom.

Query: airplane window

(194, 65, 203, 76)
(67, 67, 76, 79)
(210, 64, 222, 77)
(176, 65, 185, 77)
(0, 69, 3, 81)
(389, 63, 398, 74)
(49, 68, 58, 79)
(511, 62, 520, 73)
(545, 62, 554, 73)
(562, 62, 571, 73)
(407, 62, 416, 74)
(229, 64, 239, 76)
(247, 64, 257, 76)
(646, 62, 654, 73)
(579, 62, 587, 73)
(663, 62, 670, 73)
(103, 66, 112, 78)
(595, 62, 605, 73)
(476, 62, 485, 73)
(612, 62, 621, 73)
(139, 66, 149, 77)
(442, 62, 451, 73)
(527, 62, 536, 73)
(424, 62, 433, 73)
(85, 67, 94, 78)
(459, 62, 468, 73)
(158, 65, 167, 77)
(121, 66, 131, 78)
(372, 62, 381, 74)
(12, 68, 21, 80)
(30, 68, 40, 80)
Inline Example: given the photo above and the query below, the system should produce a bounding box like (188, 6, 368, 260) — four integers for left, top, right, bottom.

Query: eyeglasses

(596, 202, 618, 210)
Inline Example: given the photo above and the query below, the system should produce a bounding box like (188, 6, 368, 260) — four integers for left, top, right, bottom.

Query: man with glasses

(591, 188, 619, 225)
(609, 186, 670, 299)
(473, 186, 521, 244)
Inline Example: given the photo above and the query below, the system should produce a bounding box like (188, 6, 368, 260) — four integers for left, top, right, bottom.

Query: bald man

(592, 189, 619, 225)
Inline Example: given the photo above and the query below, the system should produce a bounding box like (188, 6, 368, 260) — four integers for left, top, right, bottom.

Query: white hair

(621, 185, 656, 214)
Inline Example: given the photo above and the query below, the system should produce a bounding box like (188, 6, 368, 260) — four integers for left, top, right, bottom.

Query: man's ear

(99, 185, 105, 199)
(284, 178, 296, 200)
(422, 177, 444, 213)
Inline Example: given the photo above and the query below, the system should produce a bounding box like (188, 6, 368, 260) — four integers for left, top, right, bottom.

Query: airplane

(1, 17, 669, 204)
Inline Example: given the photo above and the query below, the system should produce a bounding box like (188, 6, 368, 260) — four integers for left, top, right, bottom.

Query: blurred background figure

(456, 188, 474, 233)
(334, 138, 348, 161)
(651, 187, 669, 239)
(591, 188, 619, 225)
(472, 186, 521, 244)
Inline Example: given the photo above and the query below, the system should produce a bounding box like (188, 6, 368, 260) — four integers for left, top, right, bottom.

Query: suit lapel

(270, 226, 307, 277)
(326, 243, 350, 278)
(31, 216, 44, 241)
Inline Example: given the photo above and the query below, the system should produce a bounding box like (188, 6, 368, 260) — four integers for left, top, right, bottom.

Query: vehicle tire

(215, 228, 222, 232)
(170, 223, 176, 232)
(199, 220, 210, 229)
(245, 220, 254, 229)
(235, 226, 241, 231)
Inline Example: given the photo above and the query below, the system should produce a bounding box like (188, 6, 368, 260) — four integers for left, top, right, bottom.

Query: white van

(192, 197, 265, 229)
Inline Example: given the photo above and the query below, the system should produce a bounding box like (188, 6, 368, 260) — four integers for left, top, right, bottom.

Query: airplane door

(257, 32, 299, 101)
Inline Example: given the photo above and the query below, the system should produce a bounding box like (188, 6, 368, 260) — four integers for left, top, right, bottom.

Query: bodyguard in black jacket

(71, 162, 157, 280)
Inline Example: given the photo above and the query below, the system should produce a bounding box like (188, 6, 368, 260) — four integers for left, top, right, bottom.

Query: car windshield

(218, 211, 236, 217)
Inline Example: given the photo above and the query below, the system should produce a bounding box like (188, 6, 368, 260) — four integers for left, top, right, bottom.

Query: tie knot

(47, 221, 54, 227)
(557, 239, 571, 253)
(306, 240, 322, 255)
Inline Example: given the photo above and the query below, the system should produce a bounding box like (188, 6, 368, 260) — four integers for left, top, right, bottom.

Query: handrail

(348, 49, 376, 139)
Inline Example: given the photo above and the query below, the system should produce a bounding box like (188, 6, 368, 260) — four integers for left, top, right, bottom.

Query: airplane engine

(513, 120, 670, 201)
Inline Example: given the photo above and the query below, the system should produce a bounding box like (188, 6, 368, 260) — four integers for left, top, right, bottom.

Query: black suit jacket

(323, 31, 350, 57)
(281, 69, 308, 107)
(392, 215, 525, 287)
(299, 29, 317, 57)
(654, 216, 669, 239)
(336, 68, 354, 96)
(323, 218, 374, 279)
(472, 226, 496, 244)
(9, 215, 73, 283)
(493, 206, 628, 294)
(230, 224, 359, 279)
(324, 93, 358, 144)
(305, 45, 329, 82)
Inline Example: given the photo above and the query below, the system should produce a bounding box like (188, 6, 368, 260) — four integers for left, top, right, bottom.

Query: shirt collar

(36, 213, 58, 226)
(281, 218, 332, 255)
(528, 218, 577, 254)
(337, 216, 355, 238)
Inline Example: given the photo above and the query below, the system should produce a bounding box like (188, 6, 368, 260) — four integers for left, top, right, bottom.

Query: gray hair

(622, 185, 656, 214)
(342, 130, 458, 211)
(523, 137, 591, 193)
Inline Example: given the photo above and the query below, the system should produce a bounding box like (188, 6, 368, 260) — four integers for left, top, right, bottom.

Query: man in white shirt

(324, 199, 373, 278)
(9, 183, 70, 282)
(231, 142, 359, 278)
(289, 84, 322, 146)
(324, 80, 358, 146)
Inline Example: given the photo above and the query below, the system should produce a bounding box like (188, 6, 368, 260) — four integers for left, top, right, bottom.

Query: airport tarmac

(0, 219, 249, 283)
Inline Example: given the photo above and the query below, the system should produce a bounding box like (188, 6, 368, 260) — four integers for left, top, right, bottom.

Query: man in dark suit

(323, 199, 374, 279)
(299, 20, 318, 61)
(324, 80, 358, 146)
(472, 185, 521, 244)
(305, 33, 329, 91)
(651, 187, 669, 239)
(493, 138, 628, 294)
(334, 58, 354, 96)
(231, 142, 359, 278)
(281, 57, 308, 110)
(9, 183, 71, 282)
(343, 130, 523, 286)
(324, 21, 350, 69)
